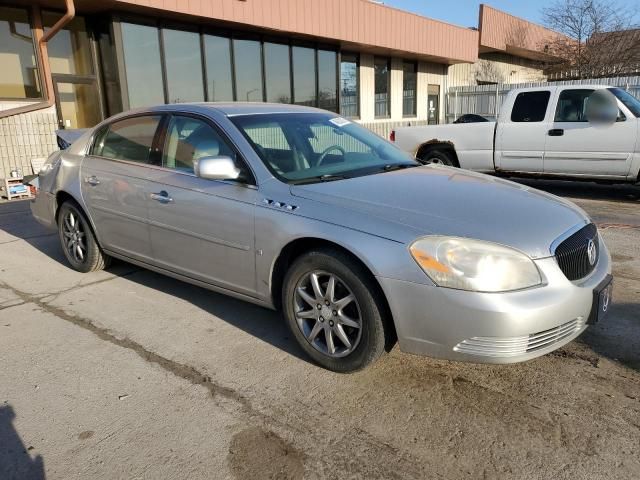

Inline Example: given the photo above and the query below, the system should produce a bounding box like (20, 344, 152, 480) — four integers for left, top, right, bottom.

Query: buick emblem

(587, 239, 597, 266)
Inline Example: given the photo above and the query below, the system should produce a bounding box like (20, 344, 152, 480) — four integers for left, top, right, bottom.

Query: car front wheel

(282, 249, 389, 372)
(57, 201, 110, 273)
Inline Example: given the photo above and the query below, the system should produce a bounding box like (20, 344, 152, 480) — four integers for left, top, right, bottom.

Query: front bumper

(378, 236, 612, 364)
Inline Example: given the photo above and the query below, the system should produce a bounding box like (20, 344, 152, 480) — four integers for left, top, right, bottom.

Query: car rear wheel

(58, 201, 110, 273)
(421, 149, 458, 167)
(282, 249, 388, 372)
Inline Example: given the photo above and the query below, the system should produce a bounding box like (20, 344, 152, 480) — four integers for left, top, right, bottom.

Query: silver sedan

(31, 103, 613, 372)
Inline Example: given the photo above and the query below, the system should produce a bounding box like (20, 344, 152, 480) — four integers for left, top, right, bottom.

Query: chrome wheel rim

(293, 270, 362, 358)
(62, 210, 87, 264)
(426, 156, 444, 165)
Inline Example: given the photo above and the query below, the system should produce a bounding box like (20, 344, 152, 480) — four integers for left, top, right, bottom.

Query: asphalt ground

(1, 179, 639, 480)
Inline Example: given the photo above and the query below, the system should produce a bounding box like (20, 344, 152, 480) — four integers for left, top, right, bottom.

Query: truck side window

(554, 89, 594, 122)
(510, 91, 551, 123)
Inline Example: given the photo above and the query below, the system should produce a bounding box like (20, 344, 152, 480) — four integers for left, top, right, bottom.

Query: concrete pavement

(1, 181, 639, 480)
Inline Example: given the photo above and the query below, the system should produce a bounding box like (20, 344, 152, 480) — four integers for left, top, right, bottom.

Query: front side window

(374, 57, 390, 118)
(511, 91, 551, 123)
(0, 7, 41, 99)
(402, 61, 417, 117)
(231, 113, 417, 184)
(554, 89, 594, 122)
(162, 29, 204, 103)
(121, 23, 165, 108)
(339, 53, 359, 118)
(162, 115, 238, 175)
(93, 115, 162, 164)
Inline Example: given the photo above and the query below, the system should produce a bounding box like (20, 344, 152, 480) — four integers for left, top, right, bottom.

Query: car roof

(155, 102, 333, 117)
(510, 84, 614, 93)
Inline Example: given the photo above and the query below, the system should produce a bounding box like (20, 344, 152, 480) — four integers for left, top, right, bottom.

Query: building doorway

(53, 77, 102, 129)
(428, 84, 440, 125)
(44, 12, 105, 129)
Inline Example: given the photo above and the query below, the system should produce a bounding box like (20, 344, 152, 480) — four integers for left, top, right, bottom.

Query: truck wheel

(421, 149, 458, 167)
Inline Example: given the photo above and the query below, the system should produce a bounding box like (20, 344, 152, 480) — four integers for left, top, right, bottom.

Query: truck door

(544, 88, 636, 177)
(494, 90, 552, 173)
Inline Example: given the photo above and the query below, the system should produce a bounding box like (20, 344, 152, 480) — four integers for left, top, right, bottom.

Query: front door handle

(150, 191, 173, 203)
(548, 128, 564, 136)
(85, 175, 100, 186)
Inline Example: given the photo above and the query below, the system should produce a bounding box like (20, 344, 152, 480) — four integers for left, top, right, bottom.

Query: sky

(382, 0, 639, 29)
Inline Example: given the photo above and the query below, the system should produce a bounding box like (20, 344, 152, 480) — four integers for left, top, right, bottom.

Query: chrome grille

(454, 318, 585, 357)
(554, 224, 599, 281)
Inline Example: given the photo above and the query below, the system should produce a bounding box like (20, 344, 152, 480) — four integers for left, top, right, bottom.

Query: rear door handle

(150, 191, 173, 203)
(548, 129, 564, 136)
(85, 175, 100, 186)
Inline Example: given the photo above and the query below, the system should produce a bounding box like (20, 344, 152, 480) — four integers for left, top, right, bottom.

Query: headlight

(409, 236, 542, 292)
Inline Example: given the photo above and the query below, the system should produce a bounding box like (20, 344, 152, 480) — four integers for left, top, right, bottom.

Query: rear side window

(92, 115, 162, 163)
(511, 91, 551, 123)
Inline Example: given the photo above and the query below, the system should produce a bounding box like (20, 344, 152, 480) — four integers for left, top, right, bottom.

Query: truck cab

(393, 85, 640, 183)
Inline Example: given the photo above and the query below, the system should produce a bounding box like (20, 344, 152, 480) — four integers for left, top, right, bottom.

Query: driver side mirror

(585, 90, 619, 125)
(194, 155, 241, 181)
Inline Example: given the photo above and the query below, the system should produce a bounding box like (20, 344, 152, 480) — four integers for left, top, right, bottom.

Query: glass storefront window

(339, 53, 358, 118)
(121, 22, 165, 108)
(233, 39, 263, 102)
(264, 42, 291, 103)
(292, 46, 316, 106)
(43, 13, 93, 75)
(162, 29, 204, 103)
(403, 61, 417, 117)
(317, 50, 337, 112)
(0, 7, 41, 99)
(374, 57, 390, 118)
(204, 35, 233, 101)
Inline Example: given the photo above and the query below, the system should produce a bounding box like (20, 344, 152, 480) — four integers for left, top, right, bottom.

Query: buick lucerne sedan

(31, 103, 613, 372)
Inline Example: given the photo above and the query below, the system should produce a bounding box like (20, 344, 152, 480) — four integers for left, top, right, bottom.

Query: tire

(282, 249, 389, 372)
(57, 200, 110, 273)
(421, 149, 458, 167)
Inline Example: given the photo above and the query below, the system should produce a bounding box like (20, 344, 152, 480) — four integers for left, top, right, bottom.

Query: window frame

(510, 90, 551, 123)
(112, 13, 346, 114)
(89, 111, 257, 186)
(0, 6, 44, 101)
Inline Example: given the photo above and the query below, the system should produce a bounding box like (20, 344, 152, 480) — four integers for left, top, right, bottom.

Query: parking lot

(1, 180, 639, 480)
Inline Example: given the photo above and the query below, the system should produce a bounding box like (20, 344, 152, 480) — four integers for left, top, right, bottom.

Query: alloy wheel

(293, 270, 362, 358)
(62, 210, 87, 264)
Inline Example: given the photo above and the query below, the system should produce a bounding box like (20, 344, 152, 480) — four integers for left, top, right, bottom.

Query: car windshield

(608, 88, 640, 117)
(230, 113, 418, 184)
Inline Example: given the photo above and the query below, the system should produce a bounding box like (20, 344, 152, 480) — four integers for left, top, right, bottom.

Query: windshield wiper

(290, 174, 348, 185)
(381, 163, 418, 172)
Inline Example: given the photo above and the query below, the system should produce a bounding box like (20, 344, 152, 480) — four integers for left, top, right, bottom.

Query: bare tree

(542, 0, 640, 78)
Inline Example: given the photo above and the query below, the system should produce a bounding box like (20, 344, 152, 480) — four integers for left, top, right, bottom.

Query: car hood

(290, 166, 589, 259)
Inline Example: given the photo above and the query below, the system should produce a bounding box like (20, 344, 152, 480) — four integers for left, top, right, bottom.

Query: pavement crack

(0, 301, 26, 311)
(0, 280, 253, 413)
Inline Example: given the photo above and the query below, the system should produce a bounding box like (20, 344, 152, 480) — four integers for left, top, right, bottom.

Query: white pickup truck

(392, 85, 640, 183)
